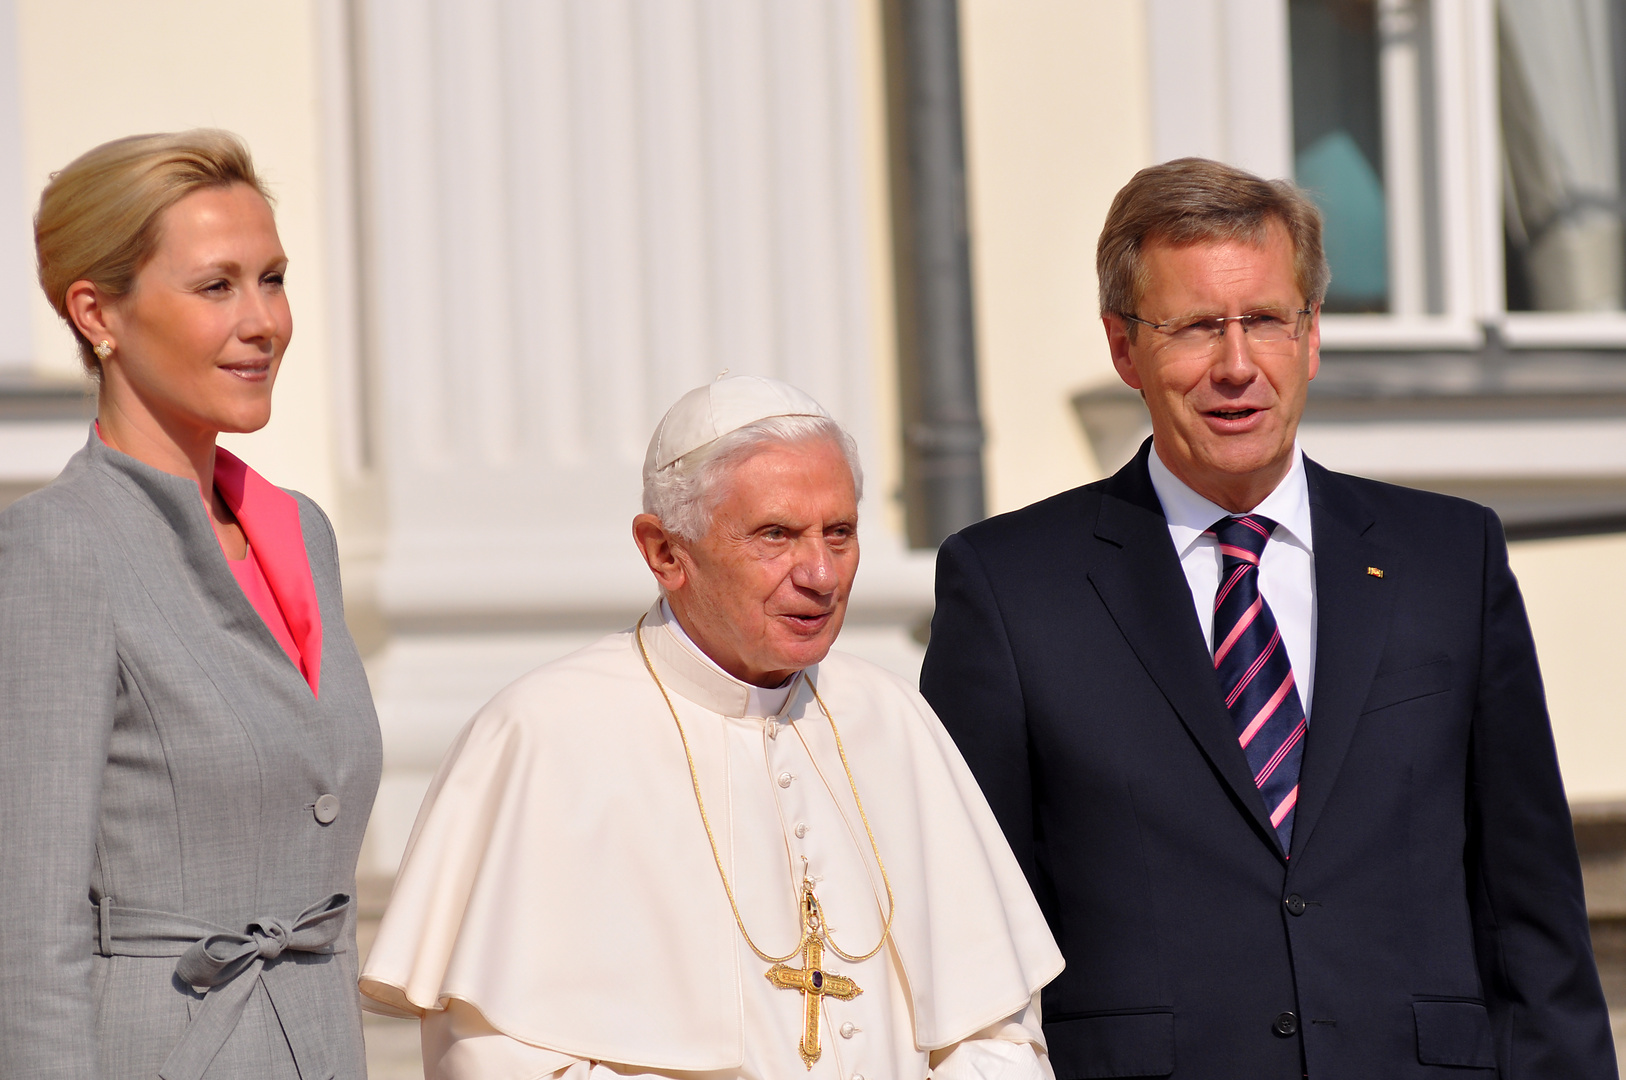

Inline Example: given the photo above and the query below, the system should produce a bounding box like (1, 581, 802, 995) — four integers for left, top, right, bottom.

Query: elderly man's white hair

(643, 414, 864, 543)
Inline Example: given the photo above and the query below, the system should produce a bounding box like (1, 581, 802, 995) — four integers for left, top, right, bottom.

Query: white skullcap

(643, 374, 831, 479)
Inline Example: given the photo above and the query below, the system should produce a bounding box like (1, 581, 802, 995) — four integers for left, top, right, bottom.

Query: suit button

(314, 794, 340, 824)
(1285, 894, 1306, 916)
(1272, 1011, 1299, 1037)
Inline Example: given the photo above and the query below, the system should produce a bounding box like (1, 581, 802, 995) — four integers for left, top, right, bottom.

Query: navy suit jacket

(920, 443, 1616, 1079)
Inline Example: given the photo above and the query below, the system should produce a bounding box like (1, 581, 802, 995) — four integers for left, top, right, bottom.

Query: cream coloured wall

(958, 0, 1152, 515)
(13, 0, 341, 517)
(1508, 533, 1626, 803)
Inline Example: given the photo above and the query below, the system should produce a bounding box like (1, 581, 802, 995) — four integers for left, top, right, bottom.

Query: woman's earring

(93, 340, 112, 361)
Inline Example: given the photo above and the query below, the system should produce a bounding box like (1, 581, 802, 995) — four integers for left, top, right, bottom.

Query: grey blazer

(0, 431, 382, 1080)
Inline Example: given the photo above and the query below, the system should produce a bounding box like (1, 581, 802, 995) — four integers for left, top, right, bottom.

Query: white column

(1148, 0, 1295, 182)
(1222, 0, 1294, 182)
(1378, 0, 1429, 316)
(0, 0, 32, 372)
(358, 0, 890, 617)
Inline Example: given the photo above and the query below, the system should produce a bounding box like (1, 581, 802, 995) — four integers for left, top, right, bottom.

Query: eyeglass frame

(1117, 307, 1315, 351)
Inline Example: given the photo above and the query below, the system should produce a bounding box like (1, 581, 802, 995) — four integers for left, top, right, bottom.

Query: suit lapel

(1289, 460, 1398, 859)
(92, 452, 323, 724)
(1087, 447, 1282, 852)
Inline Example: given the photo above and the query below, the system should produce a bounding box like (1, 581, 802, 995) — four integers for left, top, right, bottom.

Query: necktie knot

(1211, 514, 1278, 564)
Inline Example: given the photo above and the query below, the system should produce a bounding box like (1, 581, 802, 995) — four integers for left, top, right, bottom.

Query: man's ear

(632, 513, 688, 592)
(1103, 313, 1145, 391)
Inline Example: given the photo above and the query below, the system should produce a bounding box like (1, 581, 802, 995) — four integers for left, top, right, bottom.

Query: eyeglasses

(1120, 308, 1313, 354)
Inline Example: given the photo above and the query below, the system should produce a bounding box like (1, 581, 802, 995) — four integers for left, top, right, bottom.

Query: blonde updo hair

(34, 129, 272, 375)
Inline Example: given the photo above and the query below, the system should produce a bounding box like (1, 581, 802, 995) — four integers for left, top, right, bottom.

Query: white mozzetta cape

(360, 606, 1063, 1072)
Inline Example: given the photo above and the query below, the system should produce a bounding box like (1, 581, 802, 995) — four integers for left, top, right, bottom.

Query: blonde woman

(0, 131, 380, 1080)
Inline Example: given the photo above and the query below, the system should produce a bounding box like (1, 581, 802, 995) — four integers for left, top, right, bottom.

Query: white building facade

(0, 0, 1622, 879)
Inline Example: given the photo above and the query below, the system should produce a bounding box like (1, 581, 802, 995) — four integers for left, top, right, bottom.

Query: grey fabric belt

(94, 892, 351, 1080)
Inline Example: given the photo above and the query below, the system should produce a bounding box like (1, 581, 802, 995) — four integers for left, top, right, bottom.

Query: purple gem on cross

(811, 970, 823, 989)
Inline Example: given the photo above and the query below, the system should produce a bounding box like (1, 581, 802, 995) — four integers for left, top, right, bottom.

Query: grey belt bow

(95, 892, 351, 1080)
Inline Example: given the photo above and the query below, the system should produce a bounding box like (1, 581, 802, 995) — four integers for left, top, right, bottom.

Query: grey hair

(643, 414, 864, 542)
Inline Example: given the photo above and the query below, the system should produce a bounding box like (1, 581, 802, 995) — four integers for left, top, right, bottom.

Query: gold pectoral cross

(765, 881, 862, 1068)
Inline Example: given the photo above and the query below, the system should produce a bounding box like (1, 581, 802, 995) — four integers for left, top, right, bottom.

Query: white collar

(1146, 440, 1314, 557)
(655, 598, 798, 719)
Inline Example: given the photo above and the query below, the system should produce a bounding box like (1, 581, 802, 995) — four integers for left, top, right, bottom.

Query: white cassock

(360, 601, 1064, 1079)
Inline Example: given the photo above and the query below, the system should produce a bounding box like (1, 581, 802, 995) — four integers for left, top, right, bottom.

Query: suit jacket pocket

(1414, 1000, 1496, 1068)
(1046, 1010, 1174, 1078)
(1363, 657, 1452, 714)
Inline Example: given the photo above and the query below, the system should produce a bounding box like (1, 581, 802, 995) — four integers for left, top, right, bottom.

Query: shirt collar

(1146, 440, 1314, 557)
(655, 598, 798, 718)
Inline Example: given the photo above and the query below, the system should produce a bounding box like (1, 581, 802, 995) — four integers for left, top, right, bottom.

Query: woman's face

(100, 182, 291, 438)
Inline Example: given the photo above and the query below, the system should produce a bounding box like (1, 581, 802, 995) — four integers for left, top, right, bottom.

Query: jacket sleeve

(1465, 506, 1618, 1076)
(919, 532, 1038, 884)
(0, 495, 119, 1079)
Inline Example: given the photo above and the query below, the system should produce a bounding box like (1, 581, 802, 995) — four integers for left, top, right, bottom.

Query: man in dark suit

(920, 158, 1617, 1079)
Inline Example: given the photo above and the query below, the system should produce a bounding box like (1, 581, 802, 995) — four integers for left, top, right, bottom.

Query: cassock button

(777, 772, 794, 788)
(839, 1021, 856, 1039)
(313, 794, 340, 825)
(1272, 1011, 1299, 1037)
(1285, 894, 1306, 916)
(795, 823, 808, 839)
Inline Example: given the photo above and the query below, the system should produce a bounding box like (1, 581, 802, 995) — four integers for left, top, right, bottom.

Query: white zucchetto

(642, 374, 830, 479)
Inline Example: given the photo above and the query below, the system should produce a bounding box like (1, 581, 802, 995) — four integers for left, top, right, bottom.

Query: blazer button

(314, 793, 341, 825)
(1272, 1011, 1299, 1037)
(1285, 894, 1306, 916)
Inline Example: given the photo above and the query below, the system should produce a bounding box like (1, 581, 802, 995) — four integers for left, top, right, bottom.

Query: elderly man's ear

(633, 513, 689, 591)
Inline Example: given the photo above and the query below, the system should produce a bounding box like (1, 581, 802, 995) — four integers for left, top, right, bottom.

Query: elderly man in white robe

(359, 375, 1063, 1080)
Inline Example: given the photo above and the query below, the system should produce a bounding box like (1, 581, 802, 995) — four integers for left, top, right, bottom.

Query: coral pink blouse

(213, 447, 323, 696)
(228, 544, 304, 677)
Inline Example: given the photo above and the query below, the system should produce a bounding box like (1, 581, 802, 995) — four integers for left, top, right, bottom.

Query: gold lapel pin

(1366, 566, 1384, 578)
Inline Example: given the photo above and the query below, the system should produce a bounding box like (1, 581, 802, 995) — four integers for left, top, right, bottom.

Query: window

(1290, 0, 1391, 314)
(1282, 0, 1626, 347)
(1499, 0, 1626, 314)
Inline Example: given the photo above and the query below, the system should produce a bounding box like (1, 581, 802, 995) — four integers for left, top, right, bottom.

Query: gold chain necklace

(634, 615, 896, 965)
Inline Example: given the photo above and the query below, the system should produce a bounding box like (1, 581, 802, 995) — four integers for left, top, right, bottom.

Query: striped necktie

(1210, 514, 1306, 854)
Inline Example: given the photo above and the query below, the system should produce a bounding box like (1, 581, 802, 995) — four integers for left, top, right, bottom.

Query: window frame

(1150, 0, 1626, 354)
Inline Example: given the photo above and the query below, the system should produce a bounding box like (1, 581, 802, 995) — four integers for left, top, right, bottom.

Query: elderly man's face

(1105, 219, 1319, 513)
(664, 438, 859, 687)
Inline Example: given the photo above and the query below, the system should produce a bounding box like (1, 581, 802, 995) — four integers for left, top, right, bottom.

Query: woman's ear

(64, 279, 117, 350)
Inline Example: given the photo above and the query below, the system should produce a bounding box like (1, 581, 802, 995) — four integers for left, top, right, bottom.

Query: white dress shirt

(1146, 442, 1318, 715)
